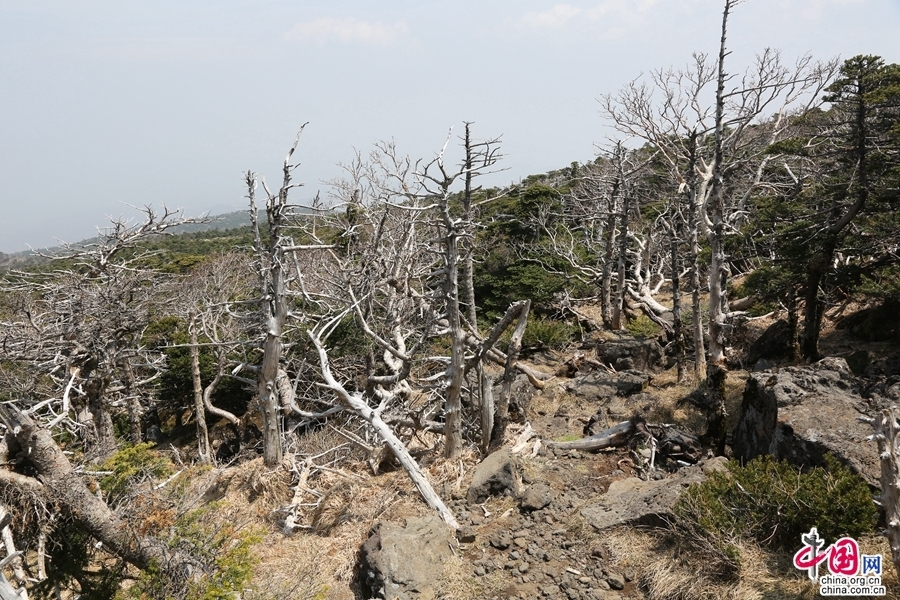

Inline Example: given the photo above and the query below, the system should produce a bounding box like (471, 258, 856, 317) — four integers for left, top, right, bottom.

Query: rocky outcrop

(519, 483, 554, 511)
(732, 357, 882, 487)
(837, 301, 900, 343)
(746, 319, 795, 367)
(597, 336, 664, 372)
(359, 515, 455, 600)
(580, 460, 722, 531)
(466, 449, 522, 504)
(564, 370, 650, 400)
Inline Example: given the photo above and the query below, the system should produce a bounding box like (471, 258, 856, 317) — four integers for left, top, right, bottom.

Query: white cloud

(515, 4, 583, 30)
(284, 17, 408, 45)
(508, 1, 663, 39)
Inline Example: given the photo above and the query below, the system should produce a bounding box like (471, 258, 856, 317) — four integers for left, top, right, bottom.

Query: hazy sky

(1, 0, 896, 252)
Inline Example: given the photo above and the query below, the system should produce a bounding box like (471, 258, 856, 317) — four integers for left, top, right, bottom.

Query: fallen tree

(0, 406, 191, 578)
(545, 416, 703, 466)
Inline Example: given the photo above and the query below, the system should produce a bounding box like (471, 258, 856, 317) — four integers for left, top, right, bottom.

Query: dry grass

(224, 442, 494, 600)
(603, 528, 900, 600)
(221, 457, 293, 521)
(604, 528, 814, 600)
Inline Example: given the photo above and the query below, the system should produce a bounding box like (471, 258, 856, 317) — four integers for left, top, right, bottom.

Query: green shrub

(625, 314, 660, 339)
(187, 525, 263, 600)
(510, 317, 576, 350)
(118, 503, 263, 600)
(676, 454, 876, 550)
(670, 455, 877, 580)
(98, 443, 173, 504)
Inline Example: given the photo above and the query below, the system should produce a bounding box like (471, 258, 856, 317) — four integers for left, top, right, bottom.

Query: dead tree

(862, 409, 900, 579)
(0, 406, 195, 584)
(413, 127, 504, 458)
(602, 0, 835, 385)
(0, 206, 206, 457)
(308, 322, 459, 528)
(178, 252, 251, 464)
(245, 125, 344, 466)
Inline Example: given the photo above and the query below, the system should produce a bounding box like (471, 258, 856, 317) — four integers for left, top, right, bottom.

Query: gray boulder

(598, 336, 664, 371)
(519, 483, 554, 511)
(580, 465, 707, 530)
(359, 515, 455, 600)
(467, 449, 522, 504)
(746, 319, 794, 366)
(565, 370, 650, 400)
(732, 357, 881, 487)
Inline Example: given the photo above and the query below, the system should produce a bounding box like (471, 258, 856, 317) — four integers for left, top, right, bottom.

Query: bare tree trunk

(707, 0, 732, 369)
(85, 380, 116, 458)
(0, 505, 27, 596)
(189, 317, 212, 465)
(865, 408, 900, 578)
(460, 122, 479, 330)
(612, 148, 629, 331)
(700, 0, 734, 455)
(441, 191, 466, 459)
(600, 205, 617, 329)
(479, 365, 494, 455)
(118, 357, 143, 444)
(686, 133, 707, 377)
(787, 286, 801, 362)
(248, 170, 285, 468)
(802, 247, 830, 362)
(490, 300, 530, 452)
(669, 220, 685, 382)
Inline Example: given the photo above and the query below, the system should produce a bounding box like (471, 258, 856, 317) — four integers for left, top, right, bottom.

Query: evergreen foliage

(674, 454, 877, 567)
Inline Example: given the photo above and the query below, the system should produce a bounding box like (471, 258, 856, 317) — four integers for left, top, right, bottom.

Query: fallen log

(309, 331, 459, 529)
(544, 420, 635, 451)
(545, 415, 705, 467)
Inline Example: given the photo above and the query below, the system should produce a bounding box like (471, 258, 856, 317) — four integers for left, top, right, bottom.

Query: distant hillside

(171, 210, 251, 234)
(0, 210, 255, 272)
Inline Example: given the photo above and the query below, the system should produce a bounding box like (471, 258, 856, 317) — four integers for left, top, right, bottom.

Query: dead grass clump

(242, 533, 342, 600)
(644, 367, 708, 431)
(291, 418, 372, 465)
(605, 528, 818, 600)
(308, 474, 400, 535)
(223, 457, 293, 521)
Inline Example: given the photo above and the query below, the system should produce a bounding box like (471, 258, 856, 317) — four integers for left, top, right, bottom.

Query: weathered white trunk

(460, 122, 479, 329)
(0, 406, 178, 572)
(707, 0, 731, 369)
(479, 365, 494, 454)
(249, 170, 286, 468)
(686, 133, 707, 377)
(600, 206, 617, 328)
(189, 319, 212, 465)
(612, 152, 629, 331)
(0, 505, 27, 597)
(668, 219, 685, 382)
(441, 196, 466, 459)
(489, 300, 530, 451)
(699, 0, 735, 456)
(309, 332, 459, 528)
(867, 409, 900, 577)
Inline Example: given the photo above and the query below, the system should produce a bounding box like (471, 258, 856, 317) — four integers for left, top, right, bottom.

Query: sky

(0, 0, 897, 253)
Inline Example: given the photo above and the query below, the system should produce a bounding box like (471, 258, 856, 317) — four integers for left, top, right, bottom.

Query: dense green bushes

(672, 455, 877, 576)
